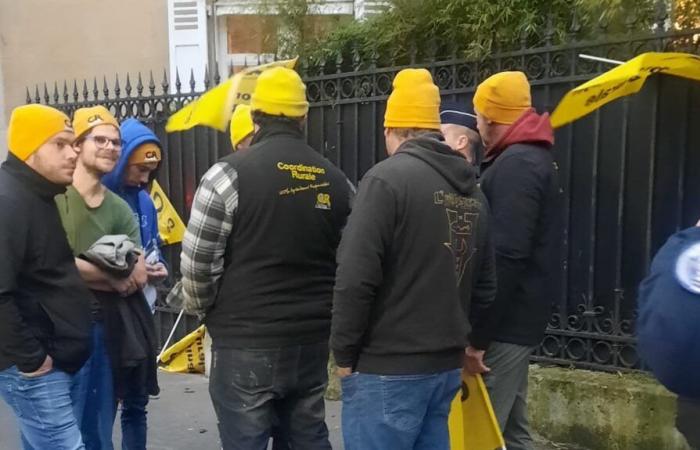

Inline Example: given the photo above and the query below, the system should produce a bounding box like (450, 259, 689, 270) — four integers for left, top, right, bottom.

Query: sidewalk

(0, 371, 574, 449)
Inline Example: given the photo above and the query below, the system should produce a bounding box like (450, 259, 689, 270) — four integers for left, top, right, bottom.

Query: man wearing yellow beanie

(0, 104, 94, 449)
(331, 68, 496, 450)
(470, 71, 560, 450)
(229, 104, 255, 151)
(56, 105, 159, 449)
(176, 66, 352, 449)
(100, 117, 167, 450)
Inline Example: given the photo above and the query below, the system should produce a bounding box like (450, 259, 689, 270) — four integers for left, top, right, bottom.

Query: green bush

(288, 0, 666, 72)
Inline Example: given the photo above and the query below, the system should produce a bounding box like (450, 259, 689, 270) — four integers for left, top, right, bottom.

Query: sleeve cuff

(468, 332, 491, 351)
(332, 349, 357, 369)
(16, 349, 47, 374)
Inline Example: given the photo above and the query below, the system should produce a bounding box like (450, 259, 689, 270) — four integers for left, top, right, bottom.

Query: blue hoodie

(103, 118, 164, 262)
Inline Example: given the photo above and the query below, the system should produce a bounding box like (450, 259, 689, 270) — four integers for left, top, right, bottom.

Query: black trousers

(209, 342, 332, 450)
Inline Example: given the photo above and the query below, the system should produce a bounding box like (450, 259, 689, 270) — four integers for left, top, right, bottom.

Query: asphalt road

(0, 371, 571, 449)
(0, 371, 341, 450)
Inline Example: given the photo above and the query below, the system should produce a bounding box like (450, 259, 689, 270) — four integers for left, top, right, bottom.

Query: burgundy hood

(485, 108, 554, 162)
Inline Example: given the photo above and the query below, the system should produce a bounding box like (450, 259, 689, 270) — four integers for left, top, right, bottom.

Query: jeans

(209, 342, 331, 450)
(341, 369, 461, 450)
(73, 322, 116, 450)
(0, 365, 85, 450)
(118, 390, 149, 450)
(482, 342, 536, 450)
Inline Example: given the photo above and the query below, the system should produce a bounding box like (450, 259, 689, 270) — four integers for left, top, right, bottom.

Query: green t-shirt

(56, 186, 141, 256)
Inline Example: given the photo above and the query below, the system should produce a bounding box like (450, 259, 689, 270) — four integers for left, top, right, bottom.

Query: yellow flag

(551, 52, 700, 128)
(150, 180, 186, 245)
(166, 58, 298, 132)
(158, 325, 205, 374)
(448, 373, 506, 450)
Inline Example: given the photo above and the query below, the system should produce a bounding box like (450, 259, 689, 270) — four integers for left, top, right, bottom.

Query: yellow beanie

(251, 67, 309, 117)
(7, 104, 73, 161)
(384, 69, 441, 130)
(73, 105, 119, 140)
(230, 104, 255, 149)
(128, 142, 161, 166)
(473, 71, 531, 125)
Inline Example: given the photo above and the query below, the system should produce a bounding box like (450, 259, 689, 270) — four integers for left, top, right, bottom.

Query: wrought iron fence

(30, 15, 700, 371)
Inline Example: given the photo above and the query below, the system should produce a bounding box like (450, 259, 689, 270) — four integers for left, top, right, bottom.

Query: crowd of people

(0, 64, 697, 450)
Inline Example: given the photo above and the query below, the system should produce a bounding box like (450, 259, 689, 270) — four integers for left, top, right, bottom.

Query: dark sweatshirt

(472, 108, 562, 349)
(0, 155, 93, 374)
(331, 135, 496, 375)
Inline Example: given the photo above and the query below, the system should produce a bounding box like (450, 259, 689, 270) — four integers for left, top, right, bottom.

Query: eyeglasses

(85, 135, 122, 149)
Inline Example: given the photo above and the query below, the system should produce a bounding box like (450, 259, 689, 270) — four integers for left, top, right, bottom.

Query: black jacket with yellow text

(205, 122, 354, 348)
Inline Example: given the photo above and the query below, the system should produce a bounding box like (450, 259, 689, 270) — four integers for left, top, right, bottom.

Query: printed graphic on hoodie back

(434, 190, 480, 284)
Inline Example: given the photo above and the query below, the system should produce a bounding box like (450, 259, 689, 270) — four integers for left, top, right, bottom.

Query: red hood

(485, 108, 554, 161)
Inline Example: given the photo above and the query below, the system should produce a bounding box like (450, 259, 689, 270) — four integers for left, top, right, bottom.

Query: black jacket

(0, 155, 93, 374)
(205, 122, 353, 348)
(476, 137, 561, 349)
(97, 291, 160, 398)
(81, 238, 159, 398)
(331, 136, 496, 375)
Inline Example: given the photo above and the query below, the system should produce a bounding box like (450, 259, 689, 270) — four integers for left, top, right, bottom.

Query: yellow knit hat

(384, 69, 441, 130)
(230, 104, 255, 149)
(73, 105, 119, 140)
(128, 142, 161, 166)
(7, 104, 74, 161)
(251, 67, 309, 117)
(473, 71, 531, 125)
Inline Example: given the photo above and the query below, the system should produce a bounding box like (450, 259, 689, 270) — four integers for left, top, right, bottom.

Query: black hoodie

(0, 155, 93, 374)
(331, 135, 496, 375)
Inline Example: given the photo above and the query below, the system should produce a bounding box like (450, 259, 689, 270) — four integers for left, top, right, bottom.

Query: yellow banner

(166, 58, 298, 132)
(551, 52, 700, 128)
(150, 180, 186, 245)
(448, 373, 505, 450)
(158, 325, 206, 374)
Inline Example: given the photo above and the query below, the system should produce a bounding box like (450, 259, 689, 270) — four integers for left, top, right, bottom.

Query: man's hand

(109, 275, 138, 297)
(146, 263, 169, 284)
(21, 355, 53, 378)
(336, 367, 353, 379)
(464, 346, 490, 375)
(131, 255, 148, 290)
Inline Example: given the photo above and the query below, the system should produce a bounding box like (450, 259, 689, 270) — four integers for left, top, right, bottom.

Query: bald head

(440, 123, 480, 164)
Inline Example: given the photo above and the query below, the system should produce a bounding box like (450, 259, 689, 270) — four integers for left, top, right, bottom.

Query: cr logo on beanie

(72, 105, 120, 140)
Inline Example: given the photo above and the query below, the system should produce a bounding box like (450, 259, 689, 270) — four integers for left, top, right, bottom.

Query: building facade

(0, 0, 169, 160)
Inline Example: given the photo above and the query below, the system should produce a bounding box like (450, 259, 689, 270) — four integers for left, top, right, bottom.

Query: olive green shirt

(56, 186, 141, 256)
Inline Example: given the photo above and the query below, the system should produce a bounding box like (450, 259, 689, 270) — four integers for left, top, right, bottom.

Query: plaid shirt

(180, 162, 239, 316)
(178, 159, 356, 317)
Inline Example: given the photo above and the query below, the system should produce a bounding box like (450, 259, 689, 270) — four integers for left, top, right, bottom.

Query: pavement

(0, 371, 574, 449)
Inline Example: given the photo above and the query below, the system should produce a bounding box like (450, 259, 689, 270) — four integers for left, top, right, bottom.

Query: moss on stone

(528, 366, 690, 450)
